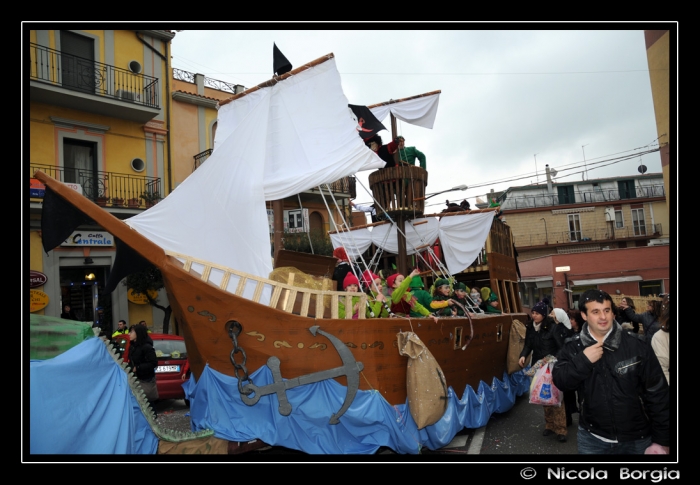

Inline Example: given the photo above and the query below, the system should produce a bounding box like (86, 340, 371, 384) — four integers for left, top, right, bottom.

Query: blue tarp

(30, 337, 159, 454)
(186, 364, 531, 454)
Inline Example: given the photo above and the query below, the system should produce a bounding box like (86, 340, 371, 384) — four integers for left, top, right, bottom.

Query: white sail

(330, 212, 494, 275)
(369, 93, 440, 129)
(125, 57, 384, 280)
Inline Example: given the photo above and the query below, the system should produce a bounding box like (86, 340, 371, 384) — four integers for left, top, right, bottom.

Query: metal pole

(534, 154, 539, 184)
(582, 144, 589, 181)
(541, 217, 548, 245)
(273, 199, 284, 264)
(396, 213, 408, 276)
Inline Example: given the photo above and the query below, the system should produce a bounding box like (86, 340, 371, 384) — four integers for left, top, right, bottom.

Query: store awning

(519, 276, 553, 288)
(519, 276, 553, 283)
(571, 276, 642, 286)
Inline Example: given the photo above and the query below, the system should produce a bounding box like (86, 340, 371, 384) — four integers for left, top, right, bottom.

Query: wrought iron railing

(513, 223, 663, 247)
(504, 185, 665, 210)
(30, 164, 161, 209)
(29, 43, 160, 109)
(330, 176, 357, 199)
(304, 176, 356, 199)
(172, 68, 196, 83)
(173, 68, 244, 94)
(193, 148, 213, 171)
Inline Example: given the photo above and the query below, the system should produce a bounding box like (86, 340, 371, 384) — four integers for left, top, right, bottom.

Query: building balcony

(30, 163, 161, 210)
(193, 148, 212, 171)
(29, 43, 160, 123)
(503, 185, 665, 210)
(304, 176, 356, 199)
(514, 223, 663, 249)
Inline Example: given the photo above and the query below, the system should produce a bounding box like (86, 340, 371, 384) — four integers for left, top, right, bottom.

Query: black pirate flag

(273, 43, 292, 76)
(348, 104, 387, 140)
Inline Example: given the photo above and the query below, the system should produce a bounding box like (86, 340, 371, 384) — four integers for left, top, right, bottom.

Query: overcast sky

(171, 28, 666, 211)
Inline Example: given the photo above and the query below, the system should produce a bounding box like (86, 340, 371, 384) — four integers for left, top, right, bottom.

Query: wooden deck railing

(166, 250, 368, 319)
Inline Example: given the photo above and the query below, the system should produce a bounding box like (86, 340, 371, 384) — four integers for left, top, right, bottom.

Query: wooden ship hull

(36, 170, 524, 407)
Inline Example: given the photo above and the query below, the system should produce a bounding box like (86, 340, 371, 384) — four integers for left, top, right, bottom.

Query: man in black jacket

(552, 289, 670, 454)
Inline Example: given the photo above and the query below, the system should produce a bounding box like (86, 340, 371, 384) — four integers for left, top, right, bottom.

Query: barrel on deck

(368, 166, 428, 218)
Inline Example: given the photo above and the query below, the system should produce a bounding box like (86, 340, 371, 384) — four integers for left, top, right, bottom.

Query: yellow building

(28, 29, 175, 331)
(644, 30, 671, 218)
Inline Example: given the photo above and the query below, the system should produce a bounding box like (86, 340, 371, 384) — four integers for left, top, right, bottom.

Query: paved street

(153, 391, 580, 456)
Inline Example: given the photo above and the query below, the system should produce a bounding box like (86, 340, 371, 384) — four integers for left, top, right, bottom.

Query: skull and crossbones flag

(348, 104, 387, 140)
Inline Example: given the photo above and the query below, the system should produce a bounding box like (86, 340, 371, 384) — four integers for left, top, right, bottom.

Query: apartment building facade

(496, 171, 669, 311)
(28, 29, 175, 331)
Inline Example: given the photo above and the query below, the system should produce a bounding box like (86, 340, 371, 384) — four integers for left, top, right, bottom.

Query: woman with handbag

(519, 300, 569, 442)
(129, 324, 159, 417)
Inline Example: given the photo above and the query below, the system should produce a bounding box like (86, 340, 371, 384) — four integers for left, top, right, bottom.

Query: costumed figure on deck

(387, 269, 438, 323)
(430, 278, 457, 316)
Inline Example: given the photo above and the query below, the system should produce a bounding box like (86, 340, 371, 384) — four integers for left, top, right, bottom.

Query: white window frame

(568, 214, 582, 242)
(614, 209, 624, 228)
(631, 208, 646, 236)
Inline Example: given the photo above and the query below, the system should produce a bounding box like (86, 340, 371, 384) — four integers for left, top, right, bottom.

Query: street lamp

(424, 184, 468, 200)
(541, 217, 548, 245)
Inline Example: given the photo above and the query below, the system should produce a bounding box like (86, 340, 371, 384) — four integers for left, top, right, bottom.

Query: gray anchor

(239, 325, 364, 424)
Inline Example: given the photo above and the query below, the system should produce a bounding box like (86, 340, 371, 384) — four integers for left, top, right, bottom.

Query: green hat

(453, 282, 467, 291)
(489, 292, 498, 302)
(435, 278, 450, 288)
(409, 277, 424, 289)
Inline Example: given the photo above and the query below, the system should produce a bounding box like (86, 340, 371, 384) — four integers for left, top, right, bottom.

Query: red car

(112, 333, 190, 404)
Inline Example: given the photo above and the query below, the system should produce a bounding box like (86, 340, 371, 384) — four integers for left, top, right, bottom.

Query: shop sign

(30, 270, 47, 288)
(60, 231, 114, 247)
(30, 179, 82, 197)
(127, 288, 159, 304)
(30, 178, 45, 198)
(30, 290, 49, 312)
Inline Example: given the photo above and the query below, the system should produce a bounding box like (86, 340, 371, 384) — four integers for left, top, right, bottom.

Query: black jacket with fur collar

(552, 321, 669, 446)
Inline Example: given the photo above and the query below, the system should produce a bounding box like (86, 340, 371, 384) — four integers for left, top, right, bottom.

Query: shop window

(571, 285, 598, 309)
(639, 280, 663, 297)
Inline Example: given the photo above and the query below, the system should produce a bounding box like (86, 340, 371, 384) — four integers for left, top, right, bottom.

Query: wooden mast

(391, 112, 409, 276)
(365, 91, 439, 276)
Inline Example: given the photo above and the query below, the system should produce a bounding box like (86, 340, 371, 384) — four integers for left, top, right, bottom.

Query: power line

(420, 146, 663, 209)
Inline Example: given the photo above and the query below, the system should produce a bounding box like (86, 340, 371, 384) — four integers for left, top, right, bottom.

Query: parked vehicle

(111, 333, 190, 403)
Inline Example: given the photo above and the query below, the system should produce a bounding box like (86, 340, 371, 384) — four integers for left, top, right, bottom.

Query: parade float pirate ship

(36, 52, 529, 454)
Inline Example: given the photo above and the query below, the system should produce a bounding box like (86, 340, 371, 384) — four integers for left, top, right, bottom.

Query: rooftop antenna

(534, 153, 539, 184)
(581, 144, 589, 181)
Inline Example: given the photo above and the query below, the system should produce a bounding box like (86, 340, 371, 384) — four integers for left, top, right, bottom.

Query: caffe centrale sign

(128, 288, 159, 304)
(30, 270, 47, 288)
(61, 231, 114, 247)
(30, 290, 49, 312)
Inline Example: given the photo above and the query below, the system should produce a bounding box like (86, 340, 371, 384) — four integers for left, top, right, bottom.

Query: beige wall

(506, 196, 667, 262)
(646, 31, 671, 219)
(30, 103, 148, 175)
(170, 100, 201, 187)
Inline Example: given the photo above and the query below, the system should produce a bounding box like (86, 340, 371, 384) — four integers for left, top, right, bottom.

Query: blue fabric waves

(30, 337, 159, 454)
(187, 364, 531, 454)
